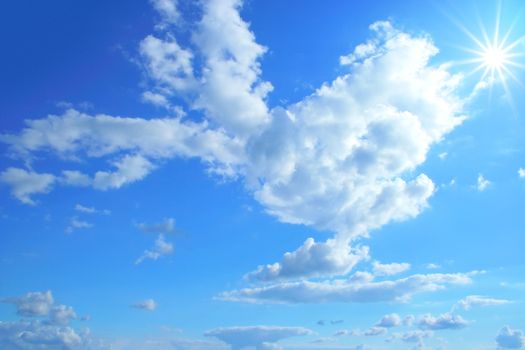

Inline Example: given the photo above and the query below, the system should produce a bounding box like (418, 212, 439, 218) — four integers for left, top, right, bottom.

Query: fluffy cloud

(220, 272, 473, 304)
(1, 1, 468, 291)
(375, 313, 402, 328)
(132, 299, 157, 311)
(0, 291, 99, 350)
(477, 174, 491, 191)
(518, 168, 525, 178)
(455, 295, 511, 310)
(3, 291, 54, 317)
(135, 234, 174, 264)
(205, 326, 312, 350)
(417, 313, 468, 330)
(0, 168, 55, 205)
(496, 326, 524, 349)
(372, 262, 410, 276)
(245, 238, 369, 281)
(138, 218, 176, 234)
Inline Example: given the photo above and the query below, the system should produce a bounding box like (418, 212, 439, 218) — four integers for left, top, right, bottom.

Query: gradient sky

(1, 1, 524, 349)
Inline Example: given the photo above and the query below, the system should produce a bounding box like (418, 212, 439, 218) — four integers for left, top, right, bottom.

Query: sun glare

(453, 2, 525, 99)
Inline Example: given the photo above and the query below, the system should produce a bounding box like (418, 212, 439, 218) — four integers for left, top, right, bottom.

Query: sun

(454, 2, 525, 95)
(482, 45, 508, 70)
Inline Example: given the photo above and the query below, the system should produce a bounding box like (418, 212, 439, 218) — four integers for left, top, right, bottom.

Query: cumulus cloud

(0, 290, 98, 350)
(205, 326, 312, 350)
(0, 168, 55, 205)
(135, 234, 174, 264)
(245, 238, 369, 281)
(417, 313, 468, 330)
(455, 295, 511, 311)
(375, 313, 402, 328)
(477, 174, 491, 191)
(372, 262, 410, 276)
(518, 168, 525, 178)
(496, 326, 524, 349)
(3, 291, 54, 317)
(220, 272, 474, 304)
(1, 1, 469, 294)
(138, 218, 176, 234)
(132, 299, 157, 311)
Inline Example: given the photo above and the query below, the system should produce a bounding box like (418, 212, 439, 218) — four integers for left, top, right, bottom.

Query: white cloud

(49, 305, 78, 326)
(66, 217, 94, 234)
(350, 326, 388, 337)
(426, 263, 441, 270)
(518, 168, 525, 178)
(0, 320, 89, 350)
(0, 168, 56, 205)
(150, 0, 180, 26)
(496, 326, 524, 349)
(138, 217, 176, 234)
(220, 272, 474, 304)
(0, 2, 468, 287)
(3, 291, 54, 317)
(93, 154, 154, 190)
(132, 299, 157, 311)
(372, 261, 410, 276)
(205, 326, 312, 350)
(245, 238, 369, 281)
(62, 170, 92, 187)
(455, 295, 511, 310)
(375, 313, 402, 328)
(417, 313, 468, 330)
(135, 234, 174, 264)
(74, 204, 110, 215)
(477, 174, 491, 191)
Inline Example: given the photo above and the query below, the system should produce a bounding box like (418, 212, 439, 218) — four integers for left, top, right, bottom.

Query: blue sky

(0, 0, 524, 349)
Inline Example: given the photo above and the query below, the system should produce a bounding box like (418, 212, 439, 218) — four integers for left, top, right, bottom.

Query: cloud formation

(220, 272, 474, 304)
(135, 234, 174, 264)
(455, 295, 511, 310)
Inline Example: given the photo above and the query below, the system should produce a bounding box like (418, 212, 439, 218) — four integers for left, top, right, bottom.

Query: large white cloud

(1, 0, 468, 285)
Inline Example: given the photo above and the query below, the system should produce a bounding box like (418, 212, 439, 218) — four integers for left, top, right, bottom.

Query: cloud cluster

(0, 0, 470, 304)
(0, 291, 102, 350)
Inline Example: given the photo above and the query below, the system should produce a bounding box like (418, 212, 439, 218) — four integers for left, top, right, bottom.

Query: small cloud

(137, 218, 176, 234)
(455, 295, 511, 311)
(375, 313, 402, 328)
(438, 152, 448, 160)
(372, 261, 410, 276)
(74, 204, 110, 215)
(426, 263, 441, 270)
(135, 234, 174, 264)
(132, 299, 157, 311)
(66, 217, 93, 234)
(418, 313, 468, 330)
(477, 174, 491, 192)
(518, 168, 525, 178)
